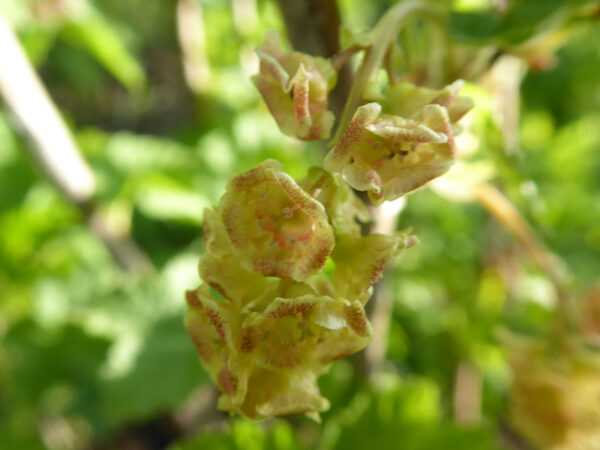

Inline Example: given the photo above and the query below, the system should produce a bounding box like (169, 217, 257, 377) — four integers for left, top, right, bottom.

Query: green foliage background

(0, 0, 599, 448)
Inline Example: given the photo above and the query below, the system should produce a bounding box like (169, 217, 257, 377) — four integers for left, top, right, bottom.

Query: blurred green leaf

(60, 10, 146, 92)
(449, 0, 597, 45)
(103, 315, 207, 424)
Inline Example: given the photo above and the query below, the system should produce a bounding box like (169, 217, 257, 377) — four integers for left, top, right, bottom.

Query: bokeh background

(1, 0, 599, 449)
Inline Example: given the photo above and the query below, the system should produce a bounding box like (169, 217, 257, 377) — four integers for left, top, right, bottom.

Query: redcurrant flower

(252, 31, 337, 141)
(185, 288, 371, 420)
(220, 160, 334, 281)
(324, 81, 472, 204)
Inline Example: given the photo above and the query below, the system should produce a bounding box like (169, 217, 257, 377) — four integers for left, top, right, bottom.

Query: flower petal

(332, 233, 412, 302)
(184, 287, 240, 396)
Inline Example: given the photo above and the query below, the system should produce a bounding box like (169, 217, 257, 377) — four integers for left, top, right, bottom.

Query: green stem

(329, 1, 444, 147)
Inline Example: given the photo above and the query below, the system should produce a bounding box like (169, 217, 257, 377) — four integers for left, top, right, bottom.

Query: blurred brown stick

(0, 15, 152, 272)
(0, 15, 95, 204)
(453, 362, 482, 425)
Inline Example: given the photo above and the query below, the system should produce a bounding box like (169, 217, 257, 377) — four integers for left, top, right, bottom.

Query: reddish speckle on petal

(368, 258, 388, 287)
(218, 368, 238, 396)
(185, 289, 202, 309)
(267, 300, 315, 319)
(205, 307, 227, 340)
(344, 303, 370, 337)
(241, 324, 266, 353)
(187, 326, 213, 362)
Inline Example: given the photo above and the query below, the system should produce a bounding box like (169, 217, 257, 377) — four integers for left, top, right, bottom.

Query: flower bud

(252, 31, 337, 141)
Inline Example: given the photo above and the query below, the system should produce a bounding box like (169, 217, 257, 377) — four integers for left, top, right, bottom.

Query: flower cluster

(186, 25, 471, 420)
(185, 161, 412, 419)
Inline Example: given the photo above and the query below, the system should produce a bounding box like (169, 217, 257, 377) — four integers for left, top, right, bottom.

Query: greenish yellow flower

(185, 288, 371, 420)
(220, 160, 334, 282)
(501, 331, 600, 450)
(324, 81, 472, 204)
(252, 31, 337, 141)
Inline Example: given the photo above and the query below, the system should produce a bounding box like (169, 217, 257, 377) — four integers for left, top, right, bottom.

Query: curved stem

(329, 1, 444, 147)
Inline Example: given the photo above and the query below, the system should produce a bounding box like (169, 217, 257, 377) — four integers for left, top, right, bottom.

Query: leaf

(60, 9, 146, 92)
(448, 0, 598, 46)
(103, 315, 207, 424)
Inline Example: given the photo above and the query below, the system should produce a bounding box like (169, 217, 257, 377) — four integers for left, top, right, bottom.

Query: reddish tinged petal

(332, 233, 412, 302)
(264, 296, 317, 319)
(184, 287, 234, 352)
(293, 63, 312, 137)
(313, 299, 372, 364)
(324, 103, 381, 171)
(217, 367, 238, 396)
(184, 286, 241, 398)
(343, 301, 371, 337)
(239, 313, 267, 354)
